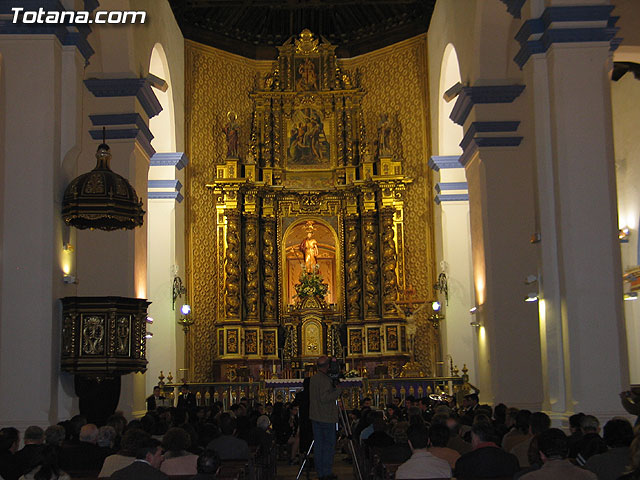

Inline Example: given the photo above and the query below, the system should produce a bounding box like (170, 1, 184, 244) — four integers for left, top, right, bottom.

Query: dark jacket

(14, 444, 44, 476)
(454, 444, 519, 479)
(110, 460, 169, 480)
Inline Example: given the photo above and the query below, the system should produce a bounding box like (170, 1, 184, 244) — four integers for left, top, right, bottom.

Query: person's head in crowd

(569, 413, 586, 434)
(434, 405, 451, 416)
(24, 426, 44, 445)
(493, 403, 507, 424)
(229, 404, 241, 418)
(625, 430, 640, 476)
(392, 422, 410, 445)
(537, 428, 569, 461)
(163, 427, 191, 456)
(392, 396, 401, 407)
(141, 413, 157, 434)
(265, 403, 273, 415)
(79, 424, 99, 444)
(446, 416, 462, 436)
(127, 419, 143, 431)
(255, 403, 265, 416)
(97, 426, 117, 449)
(405, 396, 416, 409)
(0, 427, 19, 453)
(219, 413, 238, 436)
(199, 423, 220, 447)
(472, 413, 491, 427)
(173, 408, 188, 426)
(602, 418, 633, 448)
(197, 449, 221, 476)
(385, 404, 398, 419)
(515, 409, 532, 434)
(68, 414, 87, 441)
(316, 355, 330, 373)
(419, 397, 429, 412)
(257, 415, 271, 431)
(407, 424, 429, 451)
(506, 407, 519, 428)
(407, 406, 424, 426)
(463, 393, 479, 410)
(530, 412, 551, 436)
(361, 397, 372, 408)
(372, 417, 387, 433)
(581, 415, 600, 434)
(470, 422, 497, 448)
(350, 409, 361, 423)
(136, 437, 164, 469)
(107, 413, 127, 436)
(430, 413, 449, 427)
(45, 425, 65, 447)
(180, 384, 190, 396)
(428, 424, 450, 448)
(153, 386, 162, 398)
(119, 428, 152, 457)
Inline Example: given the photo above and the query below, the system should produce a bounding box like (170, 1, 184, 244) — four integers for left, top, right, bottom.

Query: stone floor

(275, 453, 357, 480)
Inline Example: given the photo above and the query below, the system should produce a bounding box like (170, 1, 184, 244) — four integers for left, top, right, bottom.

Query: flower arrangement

(294, 270, 329, 300)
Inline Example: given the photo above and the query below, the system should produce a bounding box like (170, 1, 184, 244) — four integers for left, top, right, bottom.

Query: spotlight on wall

(624, 292, 638, 301)
(525, 274, 538, 285)
(146, 316, 154, 324)
(63, 274, 77, 284)
(469, 306, 477, 314)
(470, 320, 481, 327)
(145, 332, 154, 339)
(178, 304, 195, 333)
(524, 292, 539, 303)
(619, 227, 630, 243)
(181, 304, 191, 315)
(432, 301, 441, 312)
(443, 82, 464, 102)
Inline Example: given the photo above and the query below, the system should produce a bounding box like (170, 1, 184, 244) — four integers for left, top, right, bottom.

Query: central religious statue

(299, 221, 319, 273)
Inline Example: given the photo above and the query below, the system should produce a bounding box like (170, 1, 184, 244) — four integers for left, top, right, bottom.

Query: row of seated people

(0, 402, 279, 480)
(348, 396, 640, 480)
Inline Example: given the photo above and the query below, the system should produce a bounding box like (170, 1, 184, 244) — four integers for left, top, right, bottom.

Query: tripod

(296, 397, 364, 480)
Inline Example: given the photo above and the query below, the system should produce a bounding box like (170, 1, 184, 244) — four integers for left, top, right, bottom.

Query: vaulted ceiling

(168, 0, 437, 59)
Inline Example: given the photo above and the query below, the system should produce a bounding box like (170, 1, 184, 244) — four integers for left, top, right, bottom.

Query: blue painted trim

(450, 86, 525, 126)
(428, 155, 463, 172)
(150, 152, 189, 170)
(148, 180, 182, 191)
(435, 193, 469, 205)
(435, 182, 468, 194)
(89, 128, 155, 159)
(500, 0, 527, 19)
(89, 113, 153, 146)
(515, 5, 619, 68)
(84, 78, 162, 118)
(459, 137, 523, 167)
(460, 121, 520, 151)
(148, 191, 184, 203)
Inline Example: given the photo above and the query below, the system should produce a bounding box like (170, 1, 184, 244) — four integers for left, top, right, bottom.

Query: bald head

(317, 356, 330, 372)
(79, 424, 99, 444)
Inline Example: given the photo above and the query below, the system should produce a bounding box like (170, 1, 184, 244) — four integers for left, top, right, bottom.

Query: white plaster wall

(612, 73, 640, 384)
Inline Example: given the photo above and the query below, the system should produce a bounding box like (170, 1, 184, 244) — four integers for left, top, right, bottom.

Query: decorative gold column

(224, 209, 242, 320)
(243, 212, 259, 320)
(261, 216, 277, 323)
(362, 211, 380, 319)
(380, 206, 399, 317)
(345, 214, 362, 320)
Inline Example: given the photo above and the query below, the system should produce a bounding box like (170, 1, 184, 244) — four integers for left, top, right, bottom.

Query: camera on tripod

(327, 357, 345, 384)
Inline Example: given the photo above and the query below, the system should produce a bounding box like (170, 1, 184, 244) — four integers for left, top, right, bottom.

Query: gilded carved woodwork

(186, 33, 437, 379)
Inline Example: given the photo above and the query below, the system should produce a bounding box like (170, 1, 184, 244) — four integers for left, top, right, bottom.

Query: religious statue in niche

(299, 220, 319, 274)
(377, 113, 392, 156)
(222, 111, 239, 158)
(288, 108, 331, 167)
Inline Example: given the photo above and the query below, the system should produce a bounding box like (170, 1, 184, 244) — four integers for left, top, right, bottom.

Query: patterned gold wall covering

(185, 35, 437, 381)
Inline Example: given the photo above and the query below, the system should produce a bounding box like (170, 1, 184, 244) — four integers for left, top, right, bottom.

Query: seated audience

(19, 444, 70, 480)
(445, 416, 472, 455)
(619, 428, 640, 480)
(511, 412, 551, 468)
(44, 426, 65, 448)
(160, 427, 198, 475)
(454, 422, 519, 479)
(0, 427, 21, 480)
(96, 426, 117, 452)
(59, 423, 109, 475)
(521, 428, 596, 479)
(109, 437, 168, 480)
(99, 428, 152, 477)
(378, 421, 412, 464)
(572, 415, 608, 465)
(502, 409, 531, 452)
(395, 424, 451, 479)
(15, 426, 44, 476)
(192, 449, 221, 480)
(568, 413, 586, 454)
(584, 418, 633, 480)
(427, 423, 460, 468)
(206, 414, 249, 460)
(364, 417, 394, 448)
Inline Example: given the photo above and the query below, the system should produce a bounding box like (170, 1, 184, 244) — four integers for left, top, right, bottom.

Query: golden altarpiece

(192, 31, 441, 383)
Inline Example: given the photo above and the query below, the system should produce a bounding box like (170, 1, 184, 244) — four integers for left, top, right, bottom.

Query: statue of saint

(222, 111, 239, 158)
(377, 113, 392, 156)
(299, 228, 319, 274)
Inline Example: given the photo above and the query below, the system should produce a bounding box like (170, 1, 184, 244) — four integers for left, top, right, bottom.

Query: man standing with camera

(309, 356, 343, 480)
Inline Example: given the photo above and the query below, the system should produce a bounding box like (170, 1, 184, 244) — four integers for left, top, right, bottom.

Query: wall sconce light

(177, 304, 194, 333)
(63, 243, 74, 252)
(530, 232, 541, 244)
(524, 292, 539, 303)
(469, 306, 477, 314)
(624, 292, 638, 301)
(619, 227, 630, 243)
(428, 300, 445, 328)
(63, 274, 77, 284)
(470, 320, 481, 327)
(172, 276, 187, 310)
(145, 332, 154, 339)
